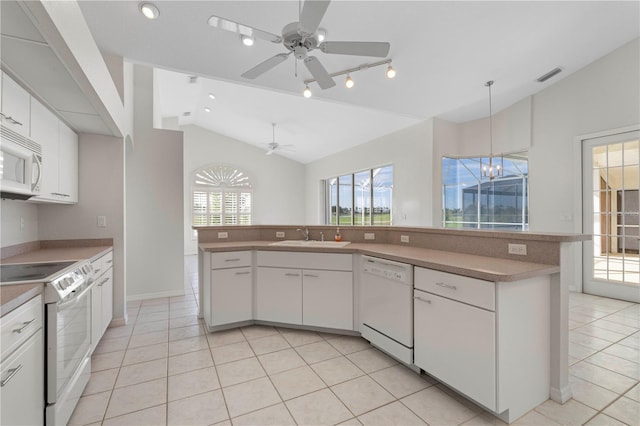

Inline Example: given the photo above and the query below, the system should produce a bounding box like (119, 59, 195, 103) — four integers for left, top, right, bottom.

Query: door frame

(576, 124, 640, 301)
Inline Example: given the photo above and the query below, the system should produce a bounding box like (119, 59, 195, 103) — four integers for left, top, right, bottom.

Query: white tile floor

(68, 257, 640, 426)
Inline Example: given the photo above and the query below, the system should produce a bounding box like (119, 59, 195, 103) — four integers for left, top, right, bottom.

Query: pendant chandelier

(482, 80, 503, 180)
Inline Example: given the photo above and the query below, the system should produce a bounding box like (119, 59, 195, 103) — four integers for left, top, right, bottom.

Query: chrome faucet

(296, 228, 310, 241)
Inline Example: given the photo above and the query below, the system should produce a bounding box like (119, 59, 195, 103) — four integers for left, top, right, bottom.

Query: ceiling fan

(265, 123, 294, 156)
(207, 0, 390, 89)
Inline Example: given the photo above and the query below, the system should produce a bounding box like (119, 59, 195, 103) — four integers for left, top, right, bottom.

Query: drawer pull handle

(106, 259, 113, 264)
(93, 268, 101, 275)
(235, 271, 251, 275)
(285, 273, 300, 277)
(225, 258, 241, 262)
(12, 319, 35, 334)
(98, 277, 109, 286)
(436, 282, 457, 290)
(1, 364, 23, 387)
(303, 274, 319, 278)
(413, 296, 431, 304)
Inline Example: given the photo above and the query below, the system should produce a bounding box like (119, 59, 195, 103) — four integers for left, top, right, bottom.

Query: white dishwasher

(360, 255, 414, 364)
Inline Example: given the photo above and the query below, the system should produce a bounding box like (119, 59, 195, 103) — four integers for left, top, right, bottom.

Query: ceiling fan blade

(319, 41, 390, 57)
(241, 53, 290, 79)
(303, 56, 335, 89)
(298, 0, 331, 36)
(207, 15, 282, 43)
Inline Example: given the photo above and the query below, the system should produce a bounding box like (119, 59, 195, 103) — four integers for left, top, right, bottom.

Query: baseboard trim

(127, 289, 185, 302)
(550, 385, 573, 403)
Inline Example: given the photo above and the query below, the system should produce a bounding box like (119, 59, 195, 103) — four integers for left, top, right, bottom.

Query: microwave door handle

(31, 154, 42, 192)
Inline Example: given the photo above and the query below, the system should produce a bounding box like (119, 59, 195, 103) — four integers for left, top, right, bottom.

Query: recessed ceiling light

(208, 93, 216, 100)
(204, 107, 211, 113)
(139, 2, 159, 20)
(241, 35, 255, 47)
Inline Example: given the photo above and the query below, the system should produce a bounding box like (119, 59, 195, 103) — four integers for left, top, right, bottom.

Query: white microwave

(0, 124, 42, 200)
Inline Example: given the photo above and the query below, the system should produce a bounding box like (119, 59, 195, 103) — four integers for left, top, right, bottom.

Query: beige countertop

(199, 241, 559, 282)
(1, 245, 112, 316)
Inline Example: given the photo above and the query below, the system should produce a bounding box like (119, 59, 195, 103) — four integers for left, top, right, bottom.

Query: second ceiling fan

(207, 0, 390, 89)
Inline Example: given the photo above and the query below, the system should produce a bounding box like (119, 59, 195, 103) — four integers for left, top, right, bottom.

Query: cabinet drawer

(257, 251, 352, 271)
(415, 267, 495, 311)
(211, 251, 252, 269)
(1, 295, 42, 361)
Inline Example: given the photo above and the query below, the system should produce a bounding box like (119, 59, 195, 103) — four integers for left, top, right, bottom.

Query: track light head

(241, 35, 255, 46)
(386, 64, 396, 79)
(345, 74, 354, 89)
(303, 85, 312, 98)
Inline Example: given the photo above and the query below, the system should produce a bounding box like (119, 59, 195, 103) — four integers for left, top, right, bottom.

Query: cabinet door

(414, 291, 496, 410)
(256, 267, 302, 324)
(1, 72, 30, 137)
(211, 267, 252, 326)
(30, 98, 59, 199)
(90, 286, 102, 351)
(303, 270, 353, 330)
(0, 329, 44, 426)
(100, 270, 113, 335)
(58, 122, 78, 202)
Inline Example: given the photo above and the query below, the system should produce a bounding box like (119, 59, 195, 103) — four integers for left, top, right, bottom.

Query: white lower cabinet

(256, 267, 303, 324)
(0, 295, 44, 426)
(204, 251, 254, 329)
(211, 267, 253, 326)
(414, 290, 496, 409)
(303, 269, 353, 330)
(414, 266, 551, 423)
(90, 250, 114, 351)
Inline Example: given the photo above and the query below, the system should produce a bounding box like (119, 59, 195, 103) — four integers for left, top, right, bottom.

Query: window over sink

(325, 165, 393, 225)
(192, 165, 252, 226)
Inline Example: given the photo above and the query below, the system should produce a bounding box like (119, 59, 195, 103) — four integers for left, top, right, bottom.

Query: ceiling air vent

(536, 67, 563, 83)
(188, 75, 198, 84)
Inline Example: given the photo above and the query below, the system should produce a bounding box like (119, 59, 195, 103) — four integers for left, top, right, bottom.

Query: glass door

(583, 130, 640, 302)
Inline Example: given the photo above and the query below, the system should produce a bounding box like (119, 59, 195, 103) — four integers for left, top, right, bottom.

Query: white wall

(0, 200, 39, 247)
(530, 37, 639, 233)
(305, 120, 434, 226)
(126, 64, 184, 300)
(39, 134, 126, 322)
(181, 124, 306, 255)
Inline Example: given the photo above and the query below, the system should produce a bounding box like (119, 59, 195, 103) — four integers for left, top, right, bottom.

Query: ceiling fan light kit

(207, 0, 392, 95)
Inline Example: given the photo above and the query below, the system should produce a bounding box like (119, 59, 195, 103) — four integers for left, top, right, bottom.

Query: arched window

(192, 165, 252, 226)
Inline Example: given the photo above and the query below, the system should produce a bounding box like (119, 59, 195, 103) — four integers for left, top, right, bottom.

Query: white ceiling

(5, 1, 640, 164)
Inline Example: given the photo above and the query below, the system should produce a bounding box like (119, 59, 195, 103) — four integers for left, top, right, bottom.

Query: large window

(442, 153, 528, 230)
(192, 165, 252, 226)
(326, 165, 393, 225)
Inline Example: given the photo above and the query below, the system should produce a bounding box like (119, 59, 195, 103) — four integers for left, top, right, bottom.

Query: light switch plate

(97, 216, 107, 228)
(218, 231, 228, 239)
(364, 232, 375, 240)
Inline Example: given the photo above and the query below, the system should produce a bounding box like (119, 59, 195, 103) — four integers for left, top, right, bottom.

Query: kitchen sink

(269, 240, 351, 248)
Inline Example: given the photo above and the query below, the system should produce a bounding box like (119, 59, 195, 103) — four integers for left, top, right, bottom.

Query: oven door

(46, 283, 92, 404)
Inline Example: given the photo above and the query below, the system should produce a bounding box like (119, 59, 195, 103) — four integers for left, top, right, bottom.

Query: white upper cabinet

(58, 122, 78, 203)
(30, 98, 60, 198)
(29, 97, 78, 204)
(1, 71, 30, 138)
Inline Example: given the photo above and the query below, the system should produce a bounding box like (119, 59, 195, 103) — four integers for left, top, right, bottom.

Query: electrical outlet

(400, 235, 410, 243)
(508, 243, 527, 255)
(364, 232, 375, 240)
(276, 231, 285, 238)
(97, 216, 107, 228)
(218, 231, 228, 239)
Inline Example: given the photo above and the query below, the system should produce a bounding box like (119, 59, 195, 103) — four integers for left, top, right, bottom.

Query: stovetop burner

(0, 261, 76, 283)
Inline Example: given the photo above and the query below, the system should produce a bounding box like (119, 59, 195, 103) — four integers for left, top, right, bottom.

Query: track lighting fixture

(302, 59, 395, 96)
(386, 63, 396, 79)
(241, 35, 255, 46)
(345, 74, 354, 89)
(139, 2, 159, 19)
